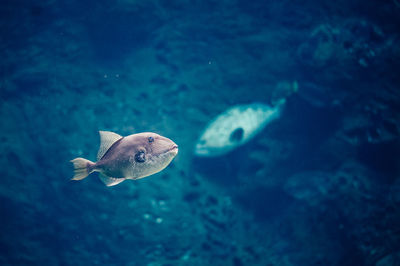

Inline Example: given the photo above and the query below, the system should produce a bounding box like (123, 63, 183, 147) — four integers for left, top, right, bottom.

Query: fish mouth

(194, 147, 209, 156)
(194, 143, 209, 156)
(166, 145, 178, 155)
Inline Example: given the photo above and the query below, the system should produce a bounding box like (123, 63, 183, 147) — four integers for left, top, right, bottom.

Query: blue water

(1, 1, 400, 265)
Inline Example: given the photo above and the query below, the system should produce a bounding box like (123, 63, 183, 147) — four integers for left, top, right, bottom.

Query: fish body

(194, 101, 284, 157)
(71, 131, 178, 186)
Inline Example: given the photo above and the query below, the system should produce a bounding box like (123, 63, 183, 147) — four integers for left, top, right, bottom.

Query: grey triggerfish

(71, 131, 178, 186)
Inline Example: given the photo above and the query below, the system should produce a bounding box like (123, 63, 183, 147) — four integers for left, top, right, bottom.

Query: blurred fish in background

(194, 81, 297, 157)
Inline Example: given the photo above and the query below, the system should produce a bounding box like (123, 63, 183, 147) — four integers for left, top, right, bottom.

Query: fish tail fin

(271, 80, 299, 106)
(70, 158, 95, 180)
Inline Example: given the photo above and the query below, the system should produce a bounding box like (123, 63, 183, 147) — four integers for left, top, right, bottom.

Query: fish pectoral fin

(99, 173, 126, 187)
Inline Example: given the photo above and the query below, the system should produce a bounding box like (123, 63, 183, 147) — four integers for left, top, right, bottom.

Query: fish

(70, 131, 178, 186)
(194, 100, 285, 157)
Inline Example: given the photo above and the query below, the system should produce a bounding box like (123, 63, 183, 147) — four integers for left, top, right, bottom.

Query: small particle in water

(156, 217, 163, 224)
(358, 58, 368, 67)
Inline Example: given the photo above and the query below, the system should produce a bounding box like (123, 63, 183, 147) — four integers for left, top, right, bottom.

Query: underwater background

(1, 0, 400, 265)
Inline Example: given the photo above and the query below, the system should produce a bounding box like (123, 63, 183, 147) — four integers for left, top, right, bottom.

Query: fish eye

(135, 151, 146, 163)
(230, 127, 244, 142)
(148, 136, 154, 143)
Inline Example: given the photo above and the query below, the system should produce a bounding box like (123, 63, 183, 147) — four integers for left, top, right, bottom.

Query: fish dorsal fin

(99, 173, 125, 187)
(97, 131, 123, 160)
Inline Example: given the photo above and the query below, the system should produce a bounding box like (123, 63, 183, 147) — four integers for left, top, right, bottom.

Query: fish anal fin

(99, 173, 126, 187)
(97, 131, 123, 160)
